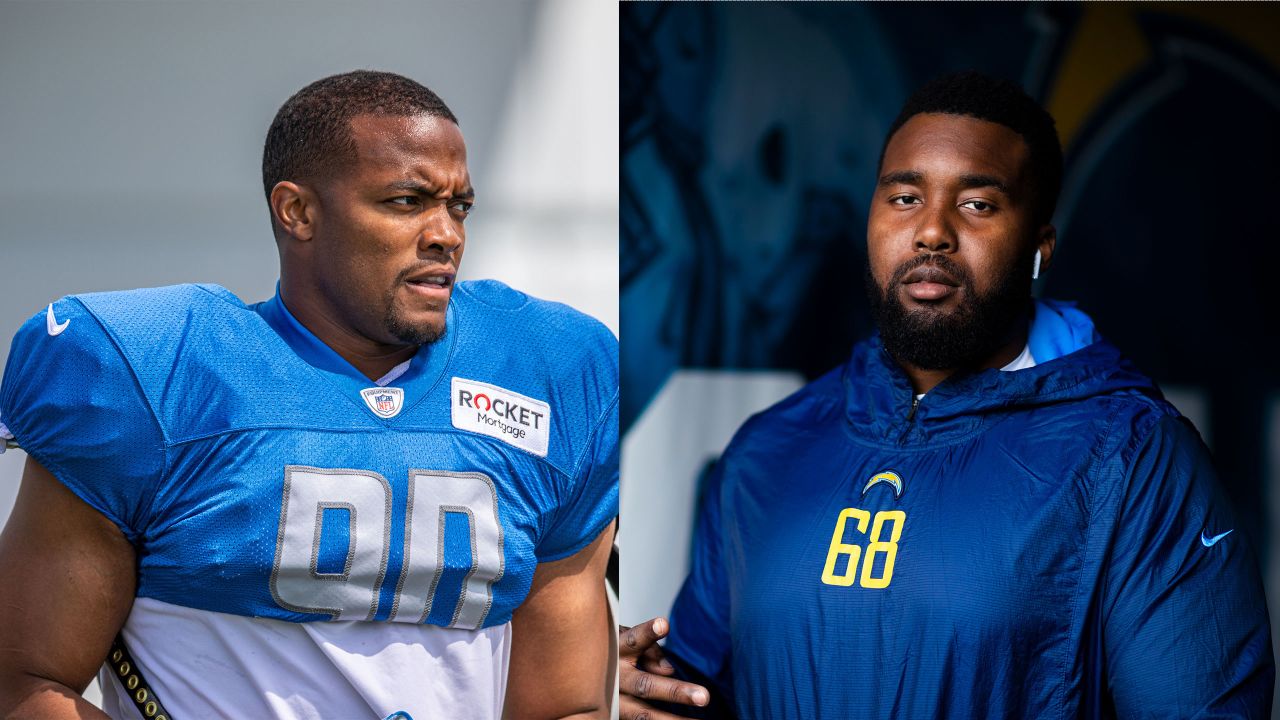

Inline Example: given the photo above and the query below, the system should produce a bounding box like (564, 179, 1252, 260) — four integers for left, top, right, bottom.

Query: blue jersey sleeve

(1103, 414, 1273, 717)
(0, 298, 166, 541)
(535, 391, 619, 562)
(666, 457, 734, 702)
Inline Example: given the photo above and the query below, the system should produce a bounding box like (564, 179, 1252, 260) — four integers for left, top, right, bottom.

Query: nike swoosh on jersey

(46, 304, 69, 336)
(1201, 528, 1234, 547)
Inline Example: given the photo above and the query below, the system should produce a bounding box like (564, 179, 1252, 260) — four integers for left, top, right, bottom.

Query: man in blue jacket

(620, 71, 1274, 718)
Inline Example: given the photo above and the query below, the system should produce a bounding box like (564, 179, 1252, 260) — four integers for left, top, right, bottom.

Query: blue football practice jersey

(0, 281, 618, 630)
(666, 300, 1272, 718)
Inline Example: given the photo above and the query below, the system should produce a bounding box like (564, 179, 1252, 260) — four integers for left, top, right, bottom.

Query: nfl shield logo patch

(360, 387, 405, 419)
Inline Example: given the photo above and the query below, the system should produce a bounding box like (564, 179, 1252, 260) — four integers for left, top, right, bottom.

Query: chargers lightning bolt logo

(862, 471, 904, 500)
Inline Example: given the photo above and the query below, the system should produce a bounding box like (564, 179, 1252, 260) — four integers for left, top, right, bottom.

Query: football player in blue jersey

(0, 71, 617, 719)
(619, 71, 1273, 718)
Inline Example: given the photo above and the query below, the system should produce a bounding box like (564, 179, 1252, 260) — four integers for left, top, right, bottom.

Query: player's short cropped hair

(881, 70, 1063, 225)
(262, 70, 458, 202)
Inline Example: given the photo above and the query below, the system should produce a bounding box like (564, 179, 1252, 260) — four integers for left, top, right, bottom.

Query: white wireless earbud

(1032, 249, 1042, 280)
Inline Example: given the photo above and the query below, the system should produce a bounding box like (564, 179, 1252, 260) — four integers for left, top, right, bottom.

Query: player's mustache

(888, 254, 971, 288)
(395, 258, 455, 283)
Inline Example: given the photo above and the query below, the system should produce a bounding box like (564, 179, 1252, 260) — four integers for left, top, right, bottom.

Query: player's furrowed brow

(879, 170, 923, 187)
(385, 180, 432, 195)
(385, 181, 476, 202)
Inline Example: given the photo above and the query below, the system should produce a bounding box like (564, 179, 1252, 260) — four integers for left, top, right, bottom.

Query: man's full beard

(865, 254, 1031, 371)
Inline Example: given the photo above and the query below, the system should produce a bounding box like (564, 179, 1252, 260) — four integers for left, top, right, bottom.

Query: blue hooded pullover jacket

(667, 300, 1273, 719)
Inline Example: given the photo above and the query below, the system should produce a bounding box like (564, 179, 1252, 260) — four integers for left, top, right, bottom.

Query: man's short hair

(262, 70, 457, 202)
(880, 70, 1063, 225)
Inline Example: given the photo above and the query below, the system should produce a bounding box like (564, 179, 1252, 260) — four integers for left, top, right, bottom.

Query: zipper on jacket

(896, 394, 921, 445)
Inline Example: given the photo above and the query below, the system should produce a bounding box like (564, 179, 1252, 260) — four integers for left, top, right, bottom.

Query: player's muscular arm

(0, 457, 136, 719)
(505, 522, 615, 720)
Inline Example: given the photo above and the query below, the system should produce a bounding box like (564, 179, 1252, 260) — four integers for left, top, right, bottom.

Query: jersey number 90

(270, 465, 504, 629)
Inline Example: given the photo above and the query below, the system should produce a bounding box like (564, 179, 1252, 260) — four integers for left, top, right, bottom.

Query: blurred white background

(0, 0, 617, 705)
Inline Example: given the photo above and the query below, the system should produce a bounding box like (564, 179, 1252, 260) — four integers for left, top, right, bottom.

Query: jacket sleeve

(666, 456, 735, 706)
(1102, 413, 1274, 718)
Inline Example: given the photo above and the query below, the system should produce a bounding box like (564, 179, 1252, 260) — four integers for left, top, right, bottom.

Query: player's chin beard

(384, 311, 444, 346)
(865, 255, 1030, 372)
(382, 294, 446, 346)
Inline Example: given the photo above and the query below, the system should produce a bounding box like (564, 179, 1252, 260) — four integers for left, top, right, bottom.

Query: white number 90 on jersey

(270, 466, 504, 629)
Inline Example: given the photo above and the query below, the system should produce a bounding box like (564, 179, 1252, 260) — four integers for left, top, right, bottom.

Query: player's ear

(1034, 224, 1056, 276)
(270, 181, 317, 242)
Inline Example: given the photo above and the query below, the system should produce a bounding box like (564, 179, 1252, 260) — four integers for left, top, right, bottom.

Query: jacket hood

(843, 299, 1165, 445)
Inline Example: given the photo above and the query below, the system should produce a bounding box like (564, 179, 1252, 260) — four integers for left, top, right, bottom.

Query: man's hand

(619, 618, 710, 719)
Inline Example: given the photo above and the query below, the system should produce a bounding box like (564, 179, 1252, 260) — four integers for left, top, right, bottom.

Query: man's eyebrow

(879, 170, 1011, 196)
(879, 170, 923, 187)
(384, 180, 475, 200)
(956, 173, 1010, 195)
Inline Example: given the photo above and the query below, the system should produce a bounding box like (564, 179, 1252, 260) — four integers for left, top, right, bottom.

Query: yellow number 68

(820, 508, 906, 589)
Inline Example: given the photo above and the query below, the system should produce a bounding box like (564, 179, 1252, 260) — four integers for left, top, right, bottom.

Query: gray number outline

(270, 465, 393, 621)
(310, 501, 357, 580)
(391, 470, 506, 629)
